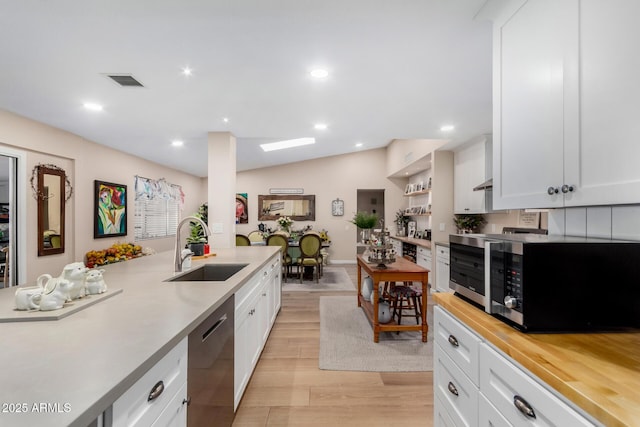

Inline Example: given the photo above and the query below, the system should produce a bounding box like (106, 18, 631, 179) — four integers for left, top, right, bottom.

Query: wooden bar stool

(389, 284, 422, 325)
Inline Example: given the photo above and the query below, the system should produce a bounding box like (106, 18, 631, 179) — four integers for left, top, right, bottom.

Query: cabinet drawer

(417, 246, 432, 257)
(434, 306, 481, 385)
(435, 343, 479, 427)
(436, 245, 450, 259)
(151, 382, 187, 427)
(112, 337, 188, 427)
(434, 395, 459, 427)
(479, 344, 595, 427)
(479, 393, 512, 427)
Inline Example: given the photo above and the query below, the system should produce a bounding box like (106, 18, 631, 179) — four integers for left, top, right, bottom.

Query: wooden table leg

(373, 279, 380, 343)
(356, 261, 362, 307)
(421, 274, 428, 342)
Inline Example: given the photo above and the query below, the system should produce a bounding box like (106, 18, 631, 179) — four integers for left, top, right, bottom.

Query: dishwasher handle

(201, 313, 228, 342)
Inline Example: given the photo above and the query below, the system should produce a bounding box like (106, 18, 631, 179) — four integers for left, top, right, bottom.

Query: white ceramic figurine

(85, 269, 107, 295)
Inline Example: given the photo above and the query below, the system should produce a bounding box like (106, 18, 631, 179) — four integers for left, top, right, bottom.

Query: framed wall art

(94, 180, 127, 238)
(236, 193, 248, 224)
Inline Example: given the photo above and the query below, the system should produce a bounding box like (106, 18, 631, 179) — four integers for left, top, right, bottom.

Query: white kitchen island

(0, 246, 280, 427)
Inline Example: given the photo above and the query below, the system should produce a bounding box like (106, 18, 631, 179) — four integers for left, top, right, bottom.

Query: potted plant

(351, 211, 379, 243)
(453, 214, 487, 234)
(395, 209, 409, 237)
(186, 204, 208, 255)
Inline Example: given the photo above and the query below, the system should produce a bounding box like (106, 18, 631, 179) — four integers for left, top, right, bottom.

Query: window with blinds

(133, 176, 184, 241)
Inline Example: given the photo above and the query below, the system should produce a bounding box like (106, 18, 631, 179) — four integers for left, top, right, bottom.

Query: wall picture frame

(94, 180, 127, 238)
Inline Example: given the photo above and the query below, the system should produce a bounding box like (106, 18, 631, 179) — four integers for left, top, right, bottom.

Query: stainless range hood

(473, 178, 493, 191)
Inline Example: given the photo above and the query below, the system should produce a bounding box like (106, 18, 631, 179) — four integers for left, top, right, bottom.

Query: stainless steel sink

(166, 263, 249, 282)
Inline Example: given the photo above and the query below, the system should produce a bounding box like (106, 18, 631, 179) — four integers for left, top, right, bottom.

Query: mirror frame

(258, 194, 315, 221)
(37, 166, 65, 256)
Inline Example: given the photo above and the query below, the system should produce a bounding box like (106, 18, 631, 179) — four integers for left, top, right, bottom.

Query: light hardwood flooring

(232, 264, 434, 427)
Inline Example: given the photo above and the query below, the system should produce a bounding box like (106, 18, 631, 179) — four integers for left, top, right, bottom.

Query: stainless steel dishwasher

(187, 295, 235, 426)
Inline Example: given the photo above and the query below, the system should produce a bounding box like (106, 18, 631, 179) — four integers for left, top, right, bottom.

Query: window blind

(133, 176, 183, 241)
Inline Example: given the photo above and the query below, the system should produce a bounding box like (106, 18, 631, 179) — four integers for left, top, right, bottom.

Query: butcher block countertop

(434, 293, 640, 427)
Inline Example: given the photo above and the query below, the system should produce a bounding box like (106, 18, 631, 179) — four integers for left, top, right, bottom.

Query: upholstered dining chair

(235, 234, 251, 246)
(266, 234, 293, 282)
(247, 230, 265, 244)
(296, 233, 322, 283)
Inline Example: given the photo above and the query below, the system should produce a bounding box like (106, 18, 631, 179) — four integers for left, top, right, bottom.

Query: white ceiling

(0, 0, 493, 177)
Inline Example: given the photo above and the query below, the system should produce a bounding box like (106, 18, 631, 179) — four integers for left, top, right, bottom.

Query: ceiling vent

(106, 74, 144, 87)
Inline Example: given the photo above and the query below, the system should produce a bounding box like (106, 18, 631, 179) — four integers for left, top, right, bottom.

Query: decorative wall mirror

(37, 166, 66, 256)
(258, 194, 315, 221)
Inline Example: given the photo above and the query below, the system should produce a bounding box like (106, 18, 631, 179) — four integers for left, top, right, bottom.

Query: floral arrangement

(453, 214, 487, 233)
(85, 242, 143, 268)
(276, 216, 293, 231)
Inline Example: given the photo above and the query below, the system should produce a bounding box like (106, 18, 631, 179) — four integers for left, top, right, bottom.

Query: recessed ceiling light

(260, 138, 315, 152)
(355, 142, 363, 147)
(83, 102, 103, 111)
(440, 125, 455, 132)
(314, 123, 328, 130)
(222, 117, 229, 123)
(310, 69, 329, 79)
(182, 67, 192, 76)
(171, 140, 184, 147)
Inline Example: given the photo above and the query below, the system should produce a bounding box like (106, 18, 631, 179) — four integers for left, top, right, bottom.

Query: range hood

(473, 178, 493, 191)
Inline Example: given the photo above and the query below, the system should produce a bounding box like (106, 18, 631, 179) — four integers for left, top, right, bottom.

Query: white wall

(0, 109, 205, 284)
(236, 148, 406, 263)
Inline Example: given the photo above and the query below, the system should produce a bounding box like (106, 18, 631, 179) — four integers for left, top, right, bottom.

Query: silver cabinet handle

(561, 184, 575, 193)
(148, 380, 165, 402)
(447, 381, 459, 396)
(448, 335, 459, 347)
(547, 186, 559, 195)
(513, 395, 536, 419)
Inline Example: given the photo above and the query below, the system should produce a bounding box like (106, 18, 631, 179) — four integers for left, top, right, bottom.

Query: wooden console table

(356, 255, 429, 342)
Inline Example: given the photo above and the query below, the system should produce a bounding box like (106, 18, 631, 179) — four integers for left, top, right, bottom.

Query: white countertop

(0, 246, 279, 427)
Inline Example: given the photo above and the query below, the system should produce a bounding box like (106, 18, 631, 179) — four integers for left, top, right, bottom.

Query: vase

(378, 301, 392, 324)
(361, 228, 371, 244)
(361, 276, 373, 300)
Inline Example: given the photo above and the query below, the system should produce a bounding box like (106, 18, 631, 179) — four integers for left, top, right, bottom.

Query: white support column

(207, 132, 236, 248)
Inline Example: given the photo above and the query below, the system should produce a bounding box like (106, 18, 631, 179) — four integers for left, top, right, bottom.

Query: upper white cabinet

(492, 0, 640, 210)
(454, 136, 492, 214)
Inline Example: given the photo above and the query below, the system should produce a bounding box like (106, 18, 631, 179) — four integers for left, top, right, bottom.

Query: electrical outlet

(439, 223, 445, 232)
(491, 223, 496, 232)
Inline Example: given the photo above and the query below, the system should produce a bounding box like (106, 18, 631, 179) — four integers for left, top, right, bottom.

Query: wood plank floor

(232, 265, 434, 427)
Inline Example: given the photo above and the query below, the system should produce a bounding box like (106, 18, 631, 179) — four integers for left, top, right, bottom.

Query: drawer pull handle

(447, 381, 459, 396)
(448, 335, 459, 347)
(148, 380, 165, 402)
(513, 395, 536, 419)
(182, 396, 191, 406)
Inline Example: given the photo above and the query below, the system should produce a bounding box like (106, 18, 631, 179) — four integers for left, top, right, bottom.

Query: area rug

(319, 295, 433, 372)
(281, 266, 355, 292)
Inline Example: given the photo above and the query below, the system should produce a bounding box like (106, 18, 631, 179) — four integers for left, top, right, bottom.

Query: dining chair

(235, 234, 251, 246)
(266, 234, 293, 283)
(247, 230, 265, 243)
(296, 234, 322, 283)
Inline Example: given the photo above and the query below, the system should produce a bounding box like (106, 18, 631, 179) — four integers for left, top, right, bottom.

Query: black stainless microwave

(451, 234, 640, 332)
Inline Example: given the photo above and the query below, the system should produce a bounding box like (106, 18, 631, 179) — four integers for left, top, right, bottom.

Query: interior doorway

(0, 151, 22, 288)
(355, 189, 385, 245)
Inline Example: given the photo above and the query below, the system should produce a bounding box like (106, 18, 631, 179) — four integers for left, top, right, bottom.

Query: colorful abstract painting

(236, 193, 248, 224)
(94, 180, 127, 238)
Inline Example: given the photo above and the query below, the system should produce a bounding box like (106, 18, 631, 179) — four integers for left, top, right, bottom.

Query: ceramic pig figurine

(59, 262, 89, 300)
(85, 269, 107, 295)
(34, 278, 73, 311)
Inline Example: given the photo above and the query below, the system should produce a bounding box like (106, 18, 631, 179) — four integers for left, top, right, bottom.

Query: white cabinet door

(234, 290, 261, 410)
(435, 245, 450, 293)
(151, 383, 188, 427)
(567, 0, 640, 207)
(493, 0, 578, 210)
(454, 139, 490, 214)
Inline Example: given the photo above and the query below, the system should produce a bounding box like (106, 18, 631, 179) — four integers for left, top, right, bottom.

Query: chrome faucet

(175, 216, 212, 272)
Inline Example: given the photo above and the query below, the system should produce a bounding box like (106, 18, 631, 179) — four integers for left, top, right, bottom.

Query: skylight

(260, 138, 315, 152)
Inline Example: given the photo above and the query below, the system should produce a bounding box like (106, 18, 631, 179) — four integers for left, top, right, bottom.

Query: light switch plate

(211, 222, 224, 234)
(439, 223, 445, 232)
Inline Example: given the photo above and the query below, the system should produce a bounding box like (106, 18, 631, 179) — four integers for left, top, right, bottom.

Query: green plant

(351, 211, 379, 229)
(186, 203, 209, 244)
(453, 214, 487, 232)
